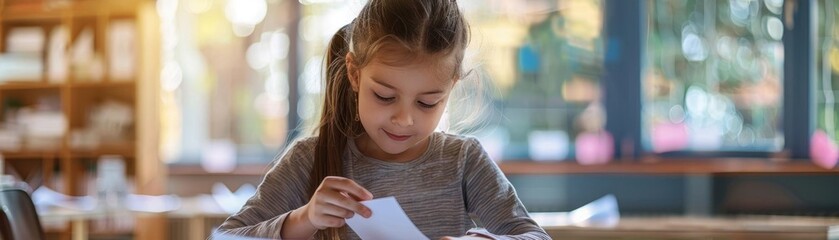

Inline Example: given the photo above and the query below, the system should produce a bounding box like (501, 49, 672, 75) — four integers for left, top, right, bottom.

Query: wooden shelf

(1, 4, 67, 22)
(3, 146, 136, 159)
(88, 229, 134, 237)
(70, 145, 135, 158)
(69, 80, 135, 88)
(0, 0, 130, 22)
(1, 150, 61, 159)
(2, 0, 163, 239)
(167, 159, 839, 176)
(498, 158, 839, 175)
(0, 81, 61, 90)
(168, 164, 269, 176)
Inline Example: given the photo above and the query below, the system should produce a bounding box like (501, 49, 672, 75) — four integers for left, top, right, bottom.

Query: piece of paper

(346, 197, 428, 240)
(530, 194, 619, 227)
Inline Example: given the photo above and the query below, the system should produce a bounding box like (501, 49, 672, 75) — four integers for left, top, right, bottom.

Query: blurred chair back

(0, 188, 45, 240)
(0, 209, 11, 240)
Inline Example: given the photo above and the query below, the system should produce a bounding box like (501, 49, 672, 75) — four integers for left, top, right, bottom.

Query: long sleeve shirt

(217, 132, 550, 239)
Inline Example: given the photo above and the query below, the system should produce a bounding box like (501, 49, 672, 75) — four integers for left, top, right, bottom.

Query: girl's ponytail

(310, 23, 361, 240)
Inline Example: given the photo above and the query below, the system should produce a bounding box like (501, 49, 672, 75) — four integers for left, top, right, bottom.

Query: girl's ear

(346, 53, 360, 92)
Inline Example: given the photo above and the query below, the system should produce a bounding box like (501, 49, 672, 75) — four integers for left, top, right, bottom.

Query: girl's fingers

(319, 202, 356, 219)
(311, 214, 347, 229)
(320, 190, 372, 218)
(309, 176, 373, 229)
(323, 176, 374, 201)
(309, 203, 353, 229)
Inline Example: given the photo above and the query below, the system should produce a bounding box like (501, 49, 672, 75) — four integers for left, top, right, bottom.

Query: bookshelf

(0, 0, 164, 239)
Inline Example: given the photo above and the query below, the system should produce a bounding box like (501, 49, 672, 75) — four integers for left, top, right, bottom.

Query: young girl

(218, 0, 549, 239)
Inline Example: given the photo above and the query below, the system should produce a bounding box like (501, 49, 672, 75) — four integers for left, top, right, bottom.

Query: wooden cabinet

(0, 0, 164, 239)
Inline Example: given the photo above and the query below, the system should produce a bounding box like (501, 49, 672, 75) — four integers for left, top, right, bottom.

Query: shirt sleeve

(462, 138, 552, 240)
(214, 139, 314, 239)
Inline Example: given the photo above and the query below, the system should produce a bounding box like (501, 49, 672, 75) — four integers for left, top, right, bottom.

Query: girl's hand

(301, 176, 374, 229)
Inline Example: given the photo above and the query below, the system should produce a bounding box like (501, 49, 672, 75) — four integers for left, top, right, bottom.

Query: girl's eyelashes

(373, 92, 395, 102)
(372, 91, 440, 108)
(418, 101, 438, 109)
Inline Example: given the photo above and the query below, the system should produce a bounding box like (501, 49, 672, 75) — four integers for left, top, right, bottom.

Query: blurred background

(1, 0, 839, 239)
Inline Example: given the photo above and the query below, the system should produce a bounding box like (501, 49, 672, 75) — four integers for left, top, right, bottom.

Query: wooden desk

(39, 208, 125, 240)
(542, 216, 839, 240)
(166, 195, 231, 240)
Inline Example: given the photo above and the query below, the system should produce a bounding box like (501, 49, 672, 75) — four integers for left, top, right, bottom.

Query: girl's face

(347, 53, 457, 162)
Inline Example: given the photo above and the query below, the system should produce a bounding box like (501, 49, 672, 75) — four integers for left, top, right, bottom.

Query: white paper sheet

(346, 197, 429, 240)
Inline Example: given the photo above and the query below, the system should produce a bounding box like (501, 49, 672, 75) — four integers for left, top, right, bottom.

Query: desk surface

(39, 202, 839, 240)
(542, 216, 839, 240)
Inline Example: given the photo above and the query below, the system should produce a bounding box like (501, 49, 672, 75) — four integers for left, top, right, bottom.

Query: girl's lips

(384, 130, 411, 141)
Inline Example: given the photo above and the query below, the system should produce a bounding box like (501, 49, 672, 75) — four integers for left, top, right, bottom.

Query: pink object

(810, 130, 839, 169)
(575, 131, 614, 165)
(651, 122, 689, 153)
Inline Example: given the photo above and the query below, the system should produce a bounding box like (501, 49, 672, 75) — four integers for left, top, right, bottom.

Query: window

(297, 1, 364, 136)
(158, 0, 295, 167)
(814, 0, 839, 167)
(463, 0, 606, 162)
(295, 0, 607, 163)
(161, 0, 828, 169)
(644, 0, 785, 153)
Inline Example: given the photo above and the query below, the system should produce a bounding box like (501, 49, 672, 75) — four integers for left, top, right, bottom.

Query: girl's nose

(391, 108, 414, 127)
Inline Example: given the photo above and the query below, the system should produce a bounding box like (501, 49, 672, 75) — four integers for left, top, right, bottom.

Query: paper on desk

(530, 194, 619, 227)
(126, 194, 181, 213)
(211, 182, 256, 214)
(346, 196, 429, 240)
(31, 186, 96, 211)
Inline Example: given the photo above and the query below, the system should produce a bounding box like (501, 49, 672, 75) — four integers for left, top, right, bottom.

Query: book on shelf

(70, 27, 104, 82)
(0, 53, 43, 82)
(107, 20, 137, 81)
(0, 27, 46, 82)
(47, 26, 69, 83)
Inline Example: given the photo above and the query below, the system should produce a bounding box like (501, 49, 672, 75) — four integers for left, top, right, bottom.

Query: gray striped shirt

(217, 132, 550, 239)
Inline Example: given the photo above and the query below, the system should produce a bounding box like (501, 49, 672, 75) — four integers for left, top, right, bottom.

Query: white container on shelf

(528, 130, 569, 161)
(19, 109, 66, 151)
(7, 27, 45, 53)
(0, 129, 22, 151)
(97, 155, 127, 210)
